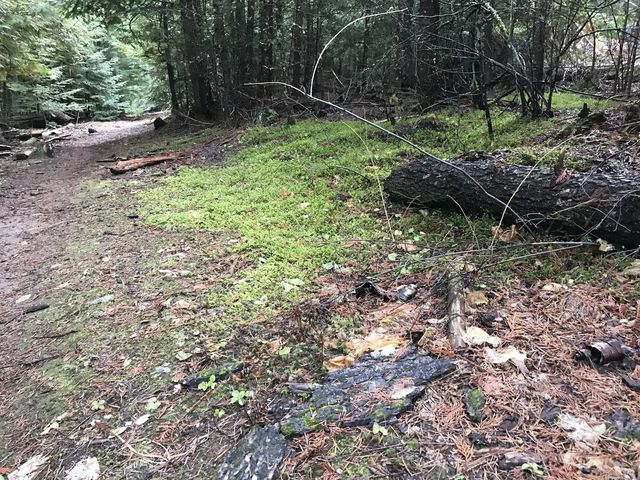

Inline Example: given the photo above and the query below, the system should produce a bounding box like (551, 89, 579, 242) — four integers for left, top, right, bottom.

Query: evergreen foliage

(0, 0, 161, 120)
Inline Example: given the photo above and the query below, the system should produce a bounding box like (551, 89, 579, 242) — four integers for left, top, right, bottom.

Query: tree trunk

(417, 0, 441, 105)
(303, 0, 316, 89)
(246, 0, 257, 82)
(291, 0, 305, 87)
(360, 9, 371, 89)
(180, 0, 212, 117)
(162, 8, 179, 111)
(213, 0, 233, 111)
(398, 0, 417, 89)
(234, 0, 247, 85)
(259, 0, 275, 95)
(616, 0, 630, 94)
(385, 155, 640, 246)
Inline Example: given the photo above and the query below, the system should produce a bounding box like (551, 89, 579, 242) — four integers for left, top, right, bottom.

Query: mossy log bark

(385, 155, 640, 246)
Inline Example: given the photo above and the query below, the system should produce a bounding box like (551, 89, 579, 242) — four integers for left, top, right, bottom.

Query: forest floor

(1, 95, 640, 480)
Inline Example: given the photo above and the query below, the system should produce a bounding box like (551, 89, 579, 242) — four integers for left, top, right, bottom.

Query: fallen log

(385, 153, 640, 246)
(109, 154, 178, 174)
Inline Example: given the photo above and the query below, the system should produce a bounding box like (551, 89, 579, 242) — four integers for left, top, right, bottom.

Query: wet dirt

(0, 119, 152, 299)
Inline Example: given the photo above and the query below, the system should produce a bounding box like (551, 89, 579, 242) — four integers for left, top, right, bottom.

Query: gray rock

(0, 144, 12, 152)
(87, 294, 114, 305)
(15, 149, 34, 161)
(498, 452, 543, 470)
(154, 117, 167, 130)
(280, 346, 454, 436)
(216, 426, 288, 480)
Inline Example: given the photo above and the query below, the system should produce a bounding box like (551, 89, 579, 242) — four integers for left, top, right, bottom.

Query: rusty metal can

(584, 339, 625, 364)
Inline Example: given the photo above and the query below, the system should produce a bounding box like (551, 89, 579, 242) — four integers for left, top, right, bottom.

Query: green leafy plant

(90, 399, 105, 411)
(230, 389, 254, 406)
(277, 346, 292, 357)
(145, 398, 161, 412)
(175, 351, 192, 361)
(198, 374, 217, 392)
(522, 463, 544, 477)
(213, 408, 226, 418)
(372, 422, 388, 437)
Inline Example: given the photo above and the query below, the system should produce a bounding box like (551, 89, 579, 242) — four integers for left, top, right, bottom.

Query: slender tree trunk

(417, 0, 441, 105)
(313, 0, 323, 95)
(161, 8, 179, 110)
(531, 0, 547, 116)
(291, 0, 305, 87)
(398, 0, 416, 89)
(234, 0, 247, 85)
(625, 7, 640, 96)
(303, 0, 315, 89)
(259, 0, 275, 95)
(246, 0, 256, 81)
(212, 0, 233, 111)
(180, 0, 212, 117)
(1, 81, 11, 119)
(476, 11, 493, 141)
(360, 9, 371, 89)
(590, 21, 597, 84)
(616, 0, 630, 94)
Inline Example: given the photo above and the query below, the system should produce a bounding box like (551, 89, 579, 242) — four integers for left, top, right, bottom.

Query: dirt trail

(0, 119, 152, 299)
(0, 119, 154, 459)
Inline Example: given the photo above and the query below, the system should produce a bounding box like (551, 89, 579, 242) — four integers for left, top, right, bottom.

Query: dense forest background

(2, 0, 640, 122)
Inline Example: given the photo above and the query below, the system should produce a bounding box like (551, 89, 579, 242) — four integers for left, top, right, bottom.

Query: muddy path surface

(0, 120, 152, 298)
(0, 119, 171, 471)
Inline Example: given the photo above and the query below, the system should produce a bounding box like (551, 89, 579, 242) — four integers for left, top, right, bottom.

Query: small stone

(87, 294, 114, 305)
(622, 260, 640, 278)
(498, 452, 543, 470)
(65, 457, 100, 480)
(88, 128, 97, 134)
(134, 414, 150, 426)
(23, 302, 49, 314)
(153, 117, 167, 130)
(15, 150, 34, 161)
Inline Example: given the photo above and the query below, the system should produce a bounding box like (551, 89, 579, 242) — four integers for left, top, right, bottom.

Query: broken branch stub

(447, 266, 467, 352)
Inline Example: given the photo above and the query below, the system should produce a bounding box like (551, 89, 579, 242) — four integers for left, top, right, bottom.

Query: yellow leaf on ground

(324, 355, 356, 372)
(466, 291, 489, 308)
(345, 329, 405, 359)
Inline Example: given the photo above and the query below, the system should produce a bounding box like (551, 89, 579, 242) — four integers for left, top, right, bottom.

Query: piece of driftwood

(385, 153, 640, 245)
(109, 154, 178, 174)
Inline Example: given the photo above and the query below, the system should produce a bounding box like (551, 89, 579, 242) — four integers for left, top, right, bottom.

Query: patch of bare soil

(0, 118, 242, 478)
